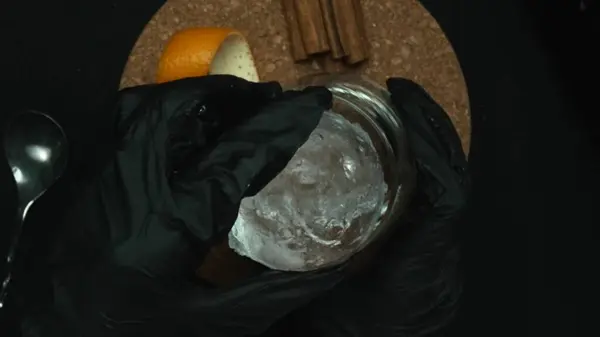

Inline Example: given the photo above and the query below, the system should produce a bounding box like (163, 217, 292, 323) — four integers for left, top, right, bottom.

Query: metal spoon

(1, 111, 68, 308)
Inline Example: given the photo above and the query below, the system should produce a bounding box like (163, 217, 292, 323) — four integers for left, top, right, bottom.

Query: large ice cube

(229, 110, 388, 271)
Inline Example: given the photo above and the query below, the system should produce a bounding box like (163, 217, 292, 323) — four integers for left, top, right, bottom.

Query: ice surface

(229, 110, 388, 271)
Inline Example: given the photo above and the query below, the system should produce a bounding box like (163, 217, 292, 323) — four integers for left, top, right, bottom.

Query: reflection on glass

(25, 145, 51, 163)
(11, 166, 27, 184)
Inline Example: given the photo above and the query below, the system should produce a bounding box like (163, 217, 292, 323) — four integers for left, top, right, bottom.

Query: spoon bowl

(1, 110, 68, 307)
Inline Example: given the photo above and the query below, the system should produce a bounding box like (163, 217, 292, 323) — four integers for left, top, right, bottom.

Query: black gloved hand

(17, 75, 344, 337)
(267, 78, 469, 337)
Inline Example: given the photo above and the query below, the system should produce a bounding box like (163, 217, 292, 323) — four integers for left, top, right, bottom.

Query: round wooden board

(120, 0, 471, 153)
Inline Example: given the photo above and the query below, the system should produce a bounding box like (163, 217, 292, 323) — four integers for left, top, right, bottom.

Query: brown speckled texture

(120, 0, 471, 152)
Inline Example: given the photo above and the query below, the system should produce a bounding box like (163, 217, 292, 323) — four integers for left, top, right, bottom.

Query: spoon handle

(0, 206, 26, 309)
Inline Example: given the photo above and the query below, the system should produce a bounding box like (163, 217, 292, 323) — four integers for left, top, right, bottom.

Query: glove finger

(164, 75, 282, 134)
(115, 75, 282, 145)
(171, 86, 331, 250)
(113, 75, 283, 194)
(160, 76, 283, 128)
(163, 77, 284, 180)
(386, 78, 468, 208)
(387, 78, 467, 174)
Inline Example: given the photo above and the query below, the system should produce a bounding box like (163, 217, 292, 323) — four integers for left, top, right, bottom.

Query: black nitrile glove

(17, 75, 344, 337)
(267, 78, 469, 337)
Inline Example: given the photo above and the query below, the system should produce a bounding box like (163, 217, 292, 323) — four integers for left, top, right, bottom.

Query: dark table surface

(1, 0, 598, 336)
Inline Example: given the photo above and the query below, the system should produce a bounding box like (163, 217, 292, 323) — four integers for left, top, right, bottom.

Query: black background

(1, 0, 598, 336)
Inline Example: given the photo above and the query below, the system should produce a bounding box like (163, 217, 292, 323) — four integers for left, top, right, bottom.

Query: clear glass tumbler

(227, 74, 416, 272)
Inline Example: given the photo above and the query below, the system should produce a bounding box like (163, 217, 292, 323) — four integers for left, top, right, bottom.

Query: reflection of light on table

(25, 145, 51, 163)
(11, 166, 27, 184)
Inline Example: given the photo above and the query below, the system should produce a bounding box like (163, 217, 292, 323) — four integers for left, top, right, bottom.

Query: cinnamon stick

(331, 0, 368, 64)
(319, 0, 346, 59)
(282, 0, 308, 61)
(294, 0, 330, 55)
(352, 0, 369, 55)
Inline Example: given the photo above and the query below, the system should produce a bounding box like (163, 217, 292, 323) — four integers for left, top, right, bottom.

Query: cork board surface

(120, 0, 471, 152)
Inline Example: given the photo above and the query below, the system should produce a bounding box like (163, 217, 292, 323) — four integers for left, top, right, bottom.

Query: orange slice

(156, 27, 259, 83)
